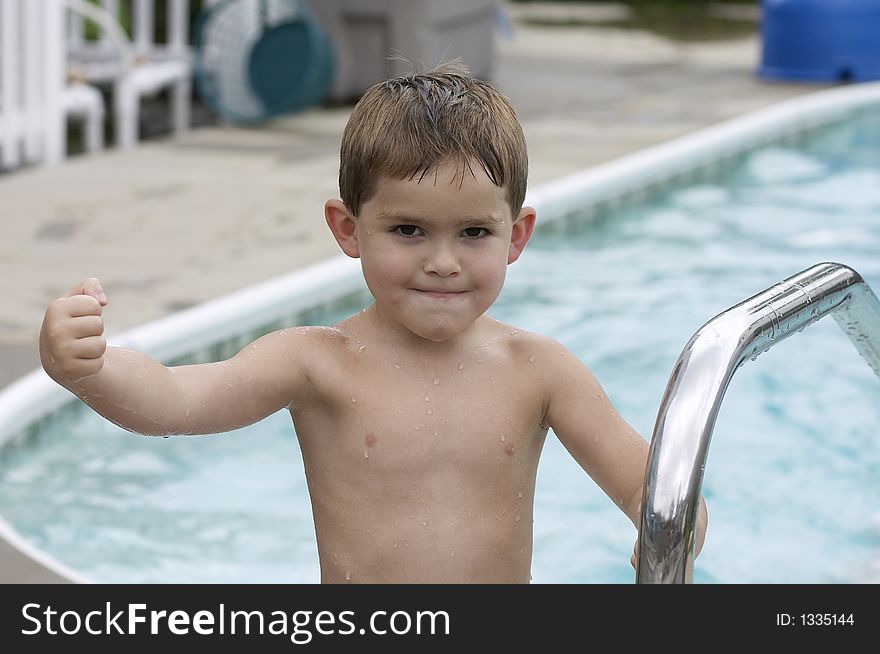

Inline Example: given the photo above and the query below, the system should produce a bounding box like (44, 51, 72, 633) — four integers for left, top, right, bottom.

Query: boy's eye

(463, 227, 491, 238)
(393, 225, 422, 237)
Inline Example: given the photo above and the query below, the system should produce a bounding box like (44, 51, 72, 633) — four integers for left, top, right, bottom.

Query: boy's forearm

(62, 347, 184, 436)
(695, 496, 708, 557)
(628, 490, 709, 557)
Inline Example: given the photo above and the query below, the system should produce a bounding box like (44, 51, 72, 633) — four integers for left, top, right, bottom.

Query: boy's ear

(325, 199, 360, 258)
(507, 206, 537, 265)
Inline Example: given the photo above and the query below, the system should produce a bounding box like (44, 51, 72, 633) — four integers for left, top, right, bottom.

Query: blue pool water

(1, 110, 879, 583)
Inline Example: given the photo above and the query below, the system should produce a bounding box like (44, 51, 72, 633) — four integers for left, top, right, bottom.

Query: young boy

(39, 64, 706, 583)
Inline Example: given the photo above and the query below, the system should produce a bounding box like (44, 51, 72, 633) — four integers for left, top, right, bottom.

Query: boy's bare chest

(297, 348, 547, 475)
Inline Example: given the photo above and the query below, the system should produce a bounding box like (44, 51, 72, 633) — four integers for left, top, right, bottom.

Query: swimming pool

(1, 86, 879, 583)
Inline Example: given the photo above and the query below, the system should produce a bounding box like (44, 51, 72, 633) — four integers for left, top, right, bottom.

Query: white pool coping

(2, 81, 880, 583)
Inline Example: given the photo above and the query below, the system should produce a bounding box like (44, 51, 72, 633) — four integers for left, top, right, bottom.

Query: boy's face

(326, 159, 535, 342)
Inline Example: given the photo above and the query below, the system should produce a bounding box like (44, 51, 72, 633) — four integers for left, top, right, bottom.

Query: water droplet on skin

(457, 362, 464, 370)
(424, 395, 430, 402)
(364, 450, 369, 459)
(450, 550, 455, 558)
(489, 375, 495, 382)
(162, 435, 170, 439)
(477, 358, 483, 363)
(517, 491, 523, 499)
(393, 362, 401, 369)
(433, 376, 440, 385)
(510, 329, 519, 336)
(415, 425, 421, 431)
(345, 571, 351, 581)
(515, 515, 521, 522)
(500, 434, 506, 442)
(49, 355, 56, 365)
(426, 407, 433, 415)
(397, 408, 403, 415)
(528, 355, 535, 363)
(495, 514, 502, 521)
(358, 345, 366, 353)
(419, 520, 427, 527)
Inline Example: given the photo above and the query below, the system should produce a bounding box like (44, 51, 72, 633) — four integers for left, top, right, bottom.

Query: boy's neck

(359, 303, 494, 356)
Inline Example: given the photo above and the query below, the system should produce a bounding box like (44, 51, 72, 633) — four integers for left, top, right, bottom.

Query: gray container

(304, 0, 497, 101)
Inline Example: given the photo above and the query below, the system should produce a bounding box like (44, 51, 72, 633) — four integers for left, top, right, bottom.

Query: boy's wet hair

(339, 60, 528, 217)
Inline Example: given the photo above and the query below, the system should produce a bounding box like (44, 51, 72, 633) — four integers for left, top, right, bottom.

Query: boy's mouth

(412, 289, 467, 299)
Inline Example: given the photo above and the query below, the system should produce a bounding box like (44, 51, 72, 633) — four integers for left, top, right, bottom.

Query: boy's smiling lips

(411, 288, 468, 299)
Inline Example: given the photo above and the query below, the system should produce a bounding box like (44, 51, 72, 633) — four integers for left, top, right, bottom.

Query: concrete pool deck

(0, 10, 828, 581)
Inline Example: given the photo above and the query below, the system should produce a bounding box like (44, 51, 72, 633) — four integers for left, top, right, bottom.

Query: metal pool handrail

(636, 262, 880, 584)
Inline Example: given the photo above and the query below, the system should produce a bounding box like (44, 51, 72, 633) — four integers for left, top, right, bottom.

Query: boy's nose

(423, 244, 462, 277)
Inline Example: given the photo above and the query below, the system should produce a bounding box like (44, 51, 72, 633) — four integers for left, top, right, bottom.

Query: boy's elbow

(111, 413, 183, 438)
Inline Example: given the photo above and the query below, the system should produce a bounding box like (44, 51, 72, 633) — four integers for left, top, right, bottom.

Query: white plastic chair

(64, 0, 192, 150)
(1, 0, 105, 170)
(61, 83, 106, 155)
(0, 0, 24, 169)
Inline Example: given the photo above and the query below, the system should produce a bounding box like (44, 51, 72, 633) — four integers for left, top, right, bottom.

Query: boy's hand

(40, 278, 109, 385)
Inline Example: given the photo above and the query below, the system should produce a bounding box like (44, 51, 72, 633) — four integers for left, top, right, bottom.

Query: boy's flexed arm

(40, 278, 311, 436)
(541, 340, 707, 563)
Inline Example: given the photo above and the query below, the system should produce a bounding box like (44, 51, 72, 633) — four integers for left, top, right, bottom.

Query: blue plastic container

(193, 0, 334, 124)
(759, 0, 880, 82)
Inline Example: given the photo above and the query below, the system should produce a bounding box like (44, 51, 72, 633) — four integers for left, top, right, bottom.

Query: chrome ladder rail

(636, 262, 880, 583)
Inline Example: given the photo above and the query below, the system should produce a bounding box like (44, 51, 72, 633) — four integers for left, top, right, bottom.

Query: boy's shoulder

(258, 325, 349, 349)
(481, 318, 576, 364)
(249, 325, 354, 368)
(484, 319, 595, 389)
(273, 321, 377, 361)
